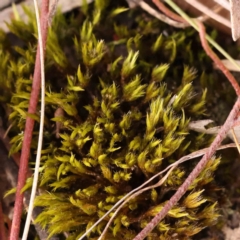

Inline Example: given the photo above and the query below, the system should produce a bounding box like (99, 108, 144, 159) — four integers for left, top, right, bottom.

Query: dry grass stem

(9, 0, 50, 239)
(184, 0, 231, 28)
(3, 124, 12, 139)
(214, 0, 230, 10)
(134, 1, 218, 28)
(231, 128, 240, 154)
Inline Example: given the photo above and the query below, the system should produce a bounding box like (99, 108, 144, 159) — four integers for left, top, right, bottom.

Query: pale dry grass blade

(231, 128, 240, 154)
(213, 0, 230, 10)
(215, 59, 240, 72)
(184, 0, 231, 28)
(214, 0, 230, 11)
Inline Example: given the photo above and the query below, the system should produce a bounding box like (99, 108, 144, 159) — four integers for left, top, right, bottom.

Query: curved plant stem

(21, 0, 46, 239)
(9, 1, 50, 240)
(136, 0, 188, 28)
(152, 0, 187, 23)
(198, 21, 240, 96)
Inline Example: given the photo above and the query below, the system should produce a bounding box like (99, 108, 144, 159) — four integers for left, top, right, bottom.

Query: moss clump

(1, 0, 225, 239)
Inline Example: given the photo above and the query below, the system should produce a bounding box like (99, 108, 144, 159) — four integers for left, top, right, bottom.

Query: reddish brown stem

(9, 1, 50, 240)
(198, 21, 240, 96)
(152, 0, 187, 23)
(0, 202, 7, 240)
(134, 97, 240, 239)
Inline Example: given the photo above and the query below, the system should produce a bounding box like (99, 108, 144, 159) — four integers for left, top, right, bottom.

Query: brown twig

(184, 0, 231, 28)
(0, 202, 7, 240)
(152, 0, 187, 23)
(231, 128, 240, 153)
(198, 21, 240, 96)
(135, 0, 189, 28)
(9, 1, 50, 240)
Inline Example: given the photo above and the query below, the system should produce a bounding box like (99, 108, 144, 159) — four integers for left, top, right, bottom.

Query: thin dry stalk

(21, 0, 47, 238)
(231, 128, 240, 154)
(137, 0, 188, 28)
(136, 0, 221, 29)
(9, 1, 50, 239)
(197, 5, 224, 22)
(153, 0, 225, 26)
(184, 0, 231, 28)
(214, 0, 230, 10)
(152, 0, 187, 23)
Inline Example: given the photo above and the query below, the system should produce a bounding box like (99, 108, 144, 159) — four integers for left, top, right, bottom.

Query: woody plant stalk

(9, 1, 50, 239)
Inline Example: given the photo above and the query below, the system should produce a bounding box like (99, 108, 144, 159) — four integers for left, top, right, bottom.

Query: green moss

(1, 0, 227, 239)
